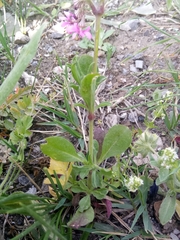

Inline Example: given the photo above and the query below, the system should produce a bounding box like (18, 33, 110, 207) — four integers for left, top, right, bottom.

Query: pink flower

(60, 11, 92, 40)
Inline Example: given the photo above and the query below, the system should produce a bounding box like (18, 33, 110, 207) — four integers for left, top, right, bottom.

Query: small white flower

(125, 176, 143, 192)
(159, 147, 179, 170)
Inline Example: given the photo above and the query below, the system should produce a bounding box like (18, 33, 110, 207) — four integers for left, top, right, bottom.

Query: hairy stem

(88, 15, 101, 164)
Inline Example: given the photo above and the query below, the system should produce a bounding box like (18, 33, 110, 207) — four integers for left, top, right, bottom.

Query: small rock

(98, 50, 105, 57)
(130, 64, 137, 72)
(116, 54, 124, 60)
(144, 30, 150, 36)
(106, 114, 118, 127)
(138, 94, 145, 98)
(133, 153, 149, 166)
(128, 111, 138, 123)
(26, 186, 37, 194)
(50, 32, 64, 39)
(31, 60, 38, 67)
(154, 34, 165, 41)
(53, 66, 63, 74)
(22, 72, 37, 85)
(170, 233, 179, 240)
(15, 31, 30, 44)
(18, 175, 30, 186)
(132, 53, 144, 60)
(138, 115, 145, 122)
(43, 88, 51, 94)
(120, 112, 127, 119)
(106, 81, 112, 89)
(122, 68, 128, 75)
(135, 60, 144, 69)
(120, 19, 140, 31)
(129, 20, 140, 31)
(47, 46, 53, 53)
(174, 229, 180, 235)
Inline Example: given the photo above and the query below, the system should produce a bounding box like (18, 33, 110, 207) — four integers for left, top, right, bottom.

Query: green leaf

(79, 195, 91, 212)
(158, 168, 169, 184)
(0, 23, 47, 106)
(93, 188, 108, 200)
(98, 125, 132, 164)
(67, 206, 94, 228)
(131, 205, 145, 230)
(159, 192, 176, 225)
(80, 73, 98, 111)
(91, 169, 101, 188)
(143, 208, 152, 232)
(166, 0, 173, 10)
(41, 136, 84, 162)
(71, 55, 94, 85)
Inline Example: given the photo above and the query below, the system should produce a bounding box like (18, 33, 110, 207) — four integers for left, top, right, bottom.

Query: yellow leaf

(44, 158, 72, 197)
(176, 199, 180, 217)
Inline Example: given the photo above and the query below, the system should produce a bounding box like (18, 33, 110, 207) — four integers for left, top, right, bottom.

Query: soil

(0, 0, 180, 239)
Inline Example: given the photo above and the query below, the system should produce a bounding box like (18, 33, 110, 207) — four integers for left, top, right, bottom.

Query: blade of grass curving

(53, 170, 72, 200)
(26, 206, 67, 240)
(38, 120, 81, 138)
(38, 104, 67, 119)
(0, 23, 47, 106)
(11, 221, 41, 240)
(131, 205, 145, 230)
(63, 90, 80, 128)
(143, 19, 180, 42)
(0, 24, 14, 62)
(43, 167, 61, 199)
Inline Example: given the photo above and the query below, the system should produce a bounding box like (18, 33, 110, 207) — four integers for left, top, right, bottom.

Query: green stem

(93, 15, 101, 73)
(88, 15, 101, 164)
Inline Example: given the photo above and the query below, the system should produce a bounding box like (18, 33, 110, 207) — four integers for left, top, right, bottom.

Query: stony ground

(0, 0, 180, 239)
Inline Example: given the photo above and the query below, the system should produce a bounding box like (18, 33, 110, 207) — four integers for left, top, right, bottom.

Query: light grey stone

(130, 64, 137, 72)
(15, 31, 30, 44)
(135, 60, 144, 69)
(106, 114, 118, 127)
(132, 53, 144, 60)
(170, 233, 179, 240)
(128, 111, 138, 123)
(120, 19, 140, 31)
(120, 112, 127, 119)
(50, 32, 63, 39)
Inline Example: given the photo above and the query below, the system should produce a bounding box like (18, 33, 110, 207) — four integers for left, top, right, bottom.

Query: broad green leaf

(71, 55, 94, 85)
(159, 193, 176, 225)
(98, 125, 132, 164)
(93, 188, 108, 200)
(91, 169, 101, 188)
(79, 195, 91, 212)
(0, 23, 47, 106)
(68, 206, 94, 228)
(158, 168, 169, 184)
(41, 136, 84, 162)
(80, 73, 98, 111)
